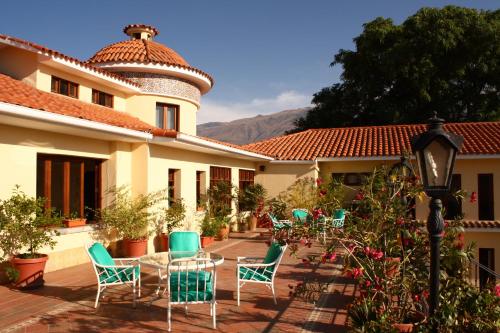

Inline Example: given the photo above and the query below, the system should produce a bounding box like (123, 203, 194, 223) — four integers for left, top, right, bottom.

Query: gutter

(0, 101, 153, 140)
(174, 133, 273, 161)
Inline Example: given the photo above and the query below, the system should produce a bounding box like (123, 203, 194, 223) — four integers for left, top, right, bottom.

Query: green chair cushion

(89, 243, 139, 284)
(169, 232, 200, 252)
(239, 266, 273, 282)
(170, 271, 213, 302)
(333, 209, 345, 219)
(292, 209, 308, 221)
(263, 242, 282, 264)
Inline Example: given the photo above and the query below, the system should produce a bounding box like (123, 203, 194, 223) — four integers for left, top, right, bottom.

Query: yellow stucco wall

(0, 46, 38, 86)
(126, 95, 198, 135)
(255, 162, 318, 198)
(465, 231, 500, 279)
(36, 64, 128, 112)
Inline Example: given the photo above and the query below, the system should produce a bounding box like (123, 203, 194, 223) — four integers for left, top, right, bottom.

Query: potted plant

(0, 186, 61, 289)
(200, 214, 217, 248)
(158, 198, 186, 251)
(63, 211, 87, 228)
(239, 183, 267, 231)
(207, 180, 235, 238)
(97, 186, 164, 257)
(215, 216, 231, 240)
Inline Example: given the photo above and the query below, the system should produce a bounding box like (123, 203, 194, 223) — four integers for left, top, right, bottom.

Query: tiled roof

(463, 220, 500, 229)
(0, 34, 140, 88)
(242, 122, 500, 160)
(87, 39, 214, 86)
(0, 73, 176, 137)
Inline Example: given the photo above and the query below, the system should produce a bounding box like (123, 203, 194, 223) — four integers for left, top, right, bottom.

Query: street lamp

(411, 113, 463, 325)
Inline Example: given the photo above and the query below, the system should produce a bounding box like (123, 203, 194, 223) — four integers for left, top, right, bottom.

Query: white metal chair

(237, 242, 287, 305)
(167, 256, 217, 331)
(85, 242, 141, 308)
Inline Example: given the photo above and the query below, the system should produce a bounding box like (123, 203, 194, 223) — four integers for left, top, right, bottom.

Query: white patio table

(139, 251, 224, 305)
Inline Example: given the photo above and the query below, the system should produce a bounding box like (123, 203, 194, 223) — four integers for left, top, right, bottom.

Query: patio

(0, 231, 354, 333)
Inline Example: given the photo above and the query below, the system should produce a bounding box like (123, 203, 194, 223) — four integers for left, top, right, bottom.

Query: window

(332, 173, 369, 186)
(239, 170, 255, 191)
(156, 103, 179, 130)
(443, 174, 462, 220)
(168, 169, 180, 206)
(210, 166, 232, 208)
(196, 171, 206, 209)
(36, 154, 101, 220)
(479, 248, 495, 289)
(478, 174, 494, 220)
(92, 89, 113, 108)
(51, 76, 78, 98)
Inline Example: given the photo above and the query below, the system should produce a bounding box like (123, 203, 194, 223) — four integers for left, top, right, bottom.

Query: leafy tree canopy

(292, 6, 500, 132)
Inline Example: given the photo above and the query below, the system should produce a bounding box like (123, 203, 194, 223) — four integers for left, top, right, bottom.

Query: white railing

(469, 258, 500, 289)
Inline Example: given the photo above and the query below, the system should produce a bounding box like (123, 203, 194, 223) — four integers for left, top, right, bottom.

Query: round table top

(139, 251, 224, 270)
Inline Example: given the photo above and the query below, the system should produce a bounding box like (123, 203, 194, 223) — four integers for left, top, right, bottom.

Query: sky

(0, 0, 497, 123)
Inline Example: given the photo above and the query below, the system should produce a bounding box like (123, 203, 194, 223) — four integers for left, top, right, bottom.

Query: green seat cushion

(333, 209, 345, 219)
(169, 232, 200, 252)
(170, 271, 213, 302)
(292, 209, 309, 222)
(263, 242, 282, 264)
(89, 243, 139, 283)
(239, 266, 273, 282)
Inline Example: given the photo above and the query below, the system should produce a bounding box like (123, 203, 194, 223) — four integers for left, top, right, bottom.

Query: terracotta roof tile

(87, 39, 214, 86)
(242, 122, 500, 160)
(0, 34, 139, 88)
(0, 73, 175, 138)
(462, 220, 500, 229)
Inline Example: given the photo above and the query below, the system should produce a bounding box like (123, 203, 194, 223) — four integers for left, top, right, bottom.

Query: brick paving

(0, 231, 354, 332)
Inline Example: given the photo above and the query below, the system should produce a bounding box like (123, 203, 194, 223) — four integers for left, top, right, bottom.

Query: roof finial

(123, 24, 159, 41)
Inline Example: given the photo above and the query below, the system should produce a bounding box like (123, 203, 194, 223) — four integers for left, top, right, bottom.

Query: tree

(292, 6, 500, 132)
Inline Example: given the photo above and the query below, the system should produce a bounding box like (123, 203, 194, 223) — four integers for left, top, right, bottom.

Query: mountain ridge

(197, 107, 310, 145)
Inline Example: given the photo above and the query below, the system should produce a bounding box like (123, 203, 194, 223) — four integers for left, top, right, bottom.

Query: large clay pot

(63, 218, 87, 228)
(392, 323, 413, 332)
(11, 254, 49, 289)
(218, 225, 229, 240)
(200, 236, 214, 248)
(160, 233, 169, 252)
(249, 215, 258, 231)
(123, 238, 148, 257)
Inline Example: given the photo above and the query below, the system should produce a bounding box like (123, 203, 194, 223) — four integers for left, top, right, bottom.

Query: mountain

(197, 107, 310, 145)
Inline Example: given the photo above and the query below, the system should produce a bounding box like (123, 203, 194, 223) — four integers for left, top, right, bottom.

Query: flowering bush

(275, 166, 500, 332)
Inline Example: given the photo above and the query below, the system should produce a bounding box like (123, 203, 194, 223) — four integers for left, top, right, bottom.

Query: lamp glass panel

(422, 137, 453, 187)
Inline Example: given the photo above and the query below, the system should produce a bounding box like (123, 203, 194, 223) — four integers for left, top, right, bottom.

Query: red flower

(396, 217, 405, 226)
(413, 294, 420, 302)
(364, 280, 371, 288)
(319, 189, 327, 197)
(348, 243, 355, 252)
(352, 267, 364, 279)
(454, 241, 464, 250)
(354, 192, 364, 200)
(495, 285, 500, 297)
(371, 249, 384, 260)
(470, 191, 477, 203)
(422, 290, 429, 299)
(316, 178, 324, 186)
(364, 246, 371, 256)
(457, 233, 464, 242)
(330, 252, 337, 262)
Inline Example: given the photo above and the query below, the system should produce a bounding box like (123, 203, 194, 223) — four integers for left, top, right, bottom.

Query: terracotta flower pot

(63, 218, 87, 228)
(218, 225, 229, 240)
(200, 236, 214, 248)
(249, 215, 258, 231)
(160, 233, 169, 252)
(392, 323, 414, 332)
(123, 238, 147, 257)
(11, 254, 48, 289)
(385, 257, 401, 277)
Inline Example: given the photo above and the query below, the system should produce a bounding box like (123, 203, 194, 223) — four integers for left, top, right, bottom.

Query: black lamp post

(411, 114, 463, 328)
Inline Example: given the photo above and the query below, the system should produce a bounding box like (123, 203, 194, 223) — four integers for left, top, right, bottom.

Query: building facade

(0, 25, 499, 279)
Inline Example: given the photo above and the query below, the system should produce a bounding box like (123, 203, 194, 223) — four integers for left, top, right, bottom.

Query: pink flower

(329, 252, 337, 262)
(364, 280, 371, 288)
(352, 267, 364, 279)
(348, 243, 355, 252)
(470, 191, 477, 203)
(371, 249, 384, 260)
(364, 246, 371, 256)
(319, 189, 327, 197)
(495, 285, 500, 297)
(354, 192, 364, 200)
